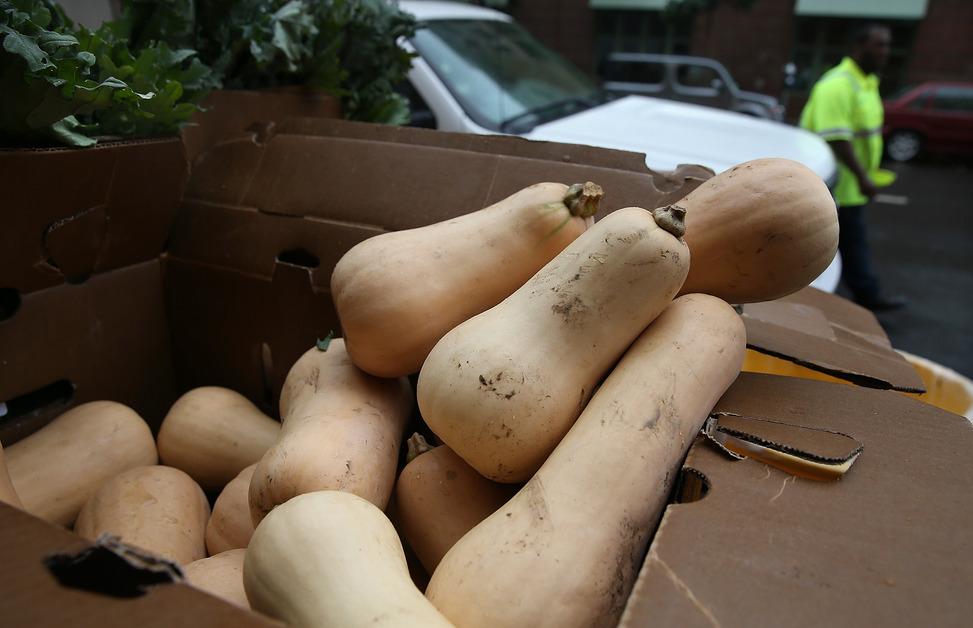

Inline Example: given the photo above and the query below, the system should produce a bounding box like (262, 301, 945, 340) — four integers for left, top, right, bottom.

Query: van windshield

(411, 19, 602, 132)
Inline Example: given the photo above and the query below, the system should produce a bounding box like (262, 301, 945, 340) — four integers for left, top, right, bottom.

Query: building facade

(504, 0, 973, 121)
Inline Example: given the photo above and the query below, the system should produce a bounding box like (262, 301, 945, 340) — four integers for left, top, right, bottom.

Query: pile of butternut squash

(0, 158, 837, 626)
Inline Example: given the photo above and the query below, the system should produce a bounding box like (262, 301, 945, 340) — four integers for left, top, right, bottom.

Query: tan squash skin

(184, 549, 250, 609)
(157, 387, 280, 492)
(5, 401, 157, 526)
(395, 434, 518, 574)
(244, 491, 454, 628)
(676, 157, 839, 303)
(332, 182, 603, 378)
(0, 443, 24, 509)
(75, 465, 210, 565)
(206, 464, 257, 555)
(425, 294, 746, 628)
(417, 206, 689, 483)
(249, 339, 412, 525)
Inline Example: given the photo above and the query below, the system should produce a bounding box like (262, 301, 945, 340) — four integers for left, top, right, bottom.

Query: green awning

(589, 0, 667, 10)
(795, 0, 927, 19)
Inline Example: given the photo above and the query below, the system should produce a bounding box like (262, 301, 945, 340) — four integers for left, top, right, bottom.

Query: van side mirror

(710, 78, 725, 93)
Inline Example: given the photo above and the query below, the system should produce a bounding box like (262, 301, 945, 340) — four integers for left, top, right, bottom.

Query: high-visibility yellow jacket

(800, 57, 884, 207)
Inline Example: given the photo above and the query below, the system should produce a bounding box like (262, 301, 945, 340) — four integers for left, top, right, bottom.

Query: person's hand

(858, 174, 879, 199)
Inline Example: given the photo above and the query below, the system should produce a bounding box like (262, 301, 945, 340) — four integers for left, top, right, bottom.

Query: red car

(883, 81, 973, 162)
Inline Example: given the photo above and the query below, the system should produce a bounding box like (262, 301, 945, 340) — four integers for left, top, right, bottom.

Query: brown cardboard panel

(0, 139, 188, 295)
(167, 200, 385, 284)
(0, 260, 176, 445)
(743, 287, 925, 392)
(164, 257, 337, 417)
(0, 503, 276, 627)
(181, 88, 341, 165)
(621, 372, 973, 628)
(183, 123, 711, 232)
(278, 116, 715, 184)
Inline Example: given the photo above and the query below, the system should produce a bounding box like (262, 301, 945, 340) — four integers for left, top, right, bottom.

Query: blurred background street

(852, 156, 973, 378)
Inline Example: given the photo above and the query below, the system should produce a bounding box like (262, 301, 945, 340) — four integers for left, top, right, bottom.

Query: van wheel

(886, 130, 922, 162)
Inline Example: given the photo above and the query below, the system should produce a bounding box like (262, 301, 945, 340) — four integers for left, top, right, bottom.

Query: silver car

(600, 52, 786, 121)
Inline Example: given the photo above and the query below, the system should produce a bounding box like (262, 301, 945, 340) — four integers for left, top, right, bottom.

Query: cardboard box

(2, 120, 970, 626)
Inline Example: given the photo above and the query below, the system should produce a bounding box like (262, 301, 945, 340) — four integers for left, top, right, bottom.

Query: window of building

(593, 10, 692, 59)
(601, 59, 666, 85)
(790, 18, 918, 97)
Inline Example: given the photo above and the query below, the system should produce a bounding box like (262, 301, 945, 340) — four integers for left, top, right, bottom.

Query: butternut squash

(425, 294, 746, 628)
(417, 206, 689, 482)
(157, 387, 280, 492)
(5, 401, 157, 526)
(676, 157, 839, 303)
(206, 463, 257, 555)
(184, 549, 250, 609)
(75, 465, 210, 565)
(249, 339, 412, 525)
(244, 490, 453, 627)
(332, 182, 603, 377)
(0, 442, 23, 509)
(395, 434, 517, 573)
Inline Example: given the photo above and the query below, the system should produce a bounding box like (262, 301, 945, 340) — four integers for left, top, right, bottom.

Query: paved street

(837, 156, 973, 378)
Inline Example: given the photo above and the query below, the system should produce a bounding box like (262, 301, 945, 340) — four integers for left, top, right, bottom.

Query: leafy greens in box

(123, 0, 418, 125)
(0, 0, 215, 146)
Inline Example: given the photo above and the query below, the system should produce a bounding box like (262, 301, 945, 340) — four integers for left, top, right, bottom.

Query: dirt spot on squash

(305, 366, 320, 391)
(524, 480, 551, 526)
(606, 516, 649, 616)
(551, 293, 587, 326)
(479, 372, 520, 400)
(659, 250, 681, 264)
(640, 405, 661, 430)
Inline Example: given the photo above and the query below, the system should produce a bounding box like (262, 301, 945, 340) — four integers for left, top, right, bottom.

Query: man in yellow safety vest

(800, 23, 906, 311)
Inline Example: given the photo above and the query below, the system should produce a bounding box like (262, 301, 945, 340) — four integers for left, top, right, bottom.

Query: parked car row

(398, 1, 835, 182)
(396, 1, 840, 292)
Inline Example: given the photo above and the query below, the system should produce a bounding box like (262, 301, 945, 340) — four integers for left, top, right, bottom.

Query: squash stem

(653, 204, 687, 239)
(405, 433, 434, 464)
(564, 182, 603, 219)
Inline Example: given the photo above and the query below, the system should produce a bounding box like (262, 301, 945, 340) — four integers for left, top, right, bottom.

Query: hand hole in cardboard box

(0, 380, 75, 428)
(671, 467, 710, 504)
(0, 288, 20, 321)
(276, 248, 320, 270)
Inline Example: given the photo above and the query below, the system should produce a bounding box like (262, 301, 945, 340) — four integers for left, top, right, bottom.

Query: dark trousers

(838, 203, 881, 302)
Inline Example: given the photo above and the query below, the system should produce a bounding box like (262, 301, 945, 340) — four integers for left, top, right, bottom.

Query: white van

(398, 1, 840, 290)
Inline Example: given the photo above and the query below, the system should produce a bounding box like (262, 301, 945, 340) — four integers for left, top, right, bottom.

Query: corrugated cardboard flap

(0, 139, 188, 295)
(0, 260, 176, 444)
(0, 502, 275, 627)
(276, 116, 715, 183)
(621, 372, 973, 628)
(743, 287, 925, 392)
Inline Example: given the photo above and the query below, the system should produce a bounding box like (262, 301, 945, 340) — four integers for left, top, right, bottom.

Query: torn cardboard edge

(701, 412, 863, 482)
(0, 502, 275, 627)
(44, 534, 183, 599)
(743, 286, 925, 393)
(180, 88, 341, 166)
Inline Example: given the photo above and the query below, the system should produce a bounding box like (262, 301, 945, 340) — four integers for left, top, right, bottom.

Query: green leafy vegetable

(122, 0, 418, 125)
(0, 0, 216, 147)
